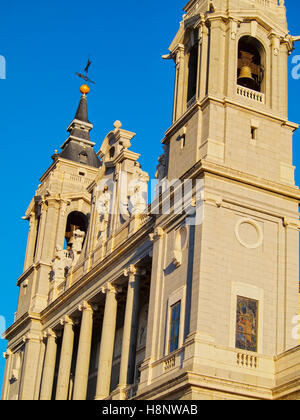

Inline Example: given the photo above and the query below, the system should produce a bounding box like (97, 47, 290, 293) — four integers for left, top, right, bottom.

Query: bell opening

(237, 36, 264, 93)
(65, 211, 88, 250)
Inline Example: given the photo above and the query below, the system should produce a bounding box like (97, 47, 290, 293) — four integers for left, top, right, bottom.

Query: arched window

(237, 36, 265, 93)
(109, 146, 115, 159)
(187, 44, 198, 104)
(64, 211, 88, 250)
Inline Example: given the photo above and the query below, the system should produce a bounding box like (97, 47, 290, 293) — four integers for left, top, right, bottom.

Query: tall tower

(164, 0, 295, 184)
(139, 0, 300, 399)
(2, 86, 100, 400)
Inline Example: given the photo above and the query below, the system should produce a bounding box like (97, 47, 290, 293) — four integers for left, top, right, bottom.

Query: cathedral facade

(2, 0, 300, 400)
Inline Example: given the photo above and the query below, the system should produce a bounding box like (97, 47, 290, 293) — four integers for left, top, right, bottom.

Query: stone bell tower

(16, 85, 100, 321)
(141, 0, 300, 399)
(2, 85, 100, 400)
(162, 0, 295, 186)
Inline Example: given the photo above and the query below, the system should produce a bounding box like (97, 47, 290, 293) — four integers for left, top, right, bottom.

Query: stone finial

(113, 120, 122, 130)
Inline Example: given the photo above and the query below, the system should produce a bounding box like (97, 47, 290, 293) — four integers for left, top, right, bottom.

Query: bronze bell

(238, 66, 256, 90)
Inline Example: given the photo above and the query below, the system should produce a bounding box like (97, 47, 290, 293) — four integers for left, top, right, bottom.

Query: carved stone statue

(155, 153, 167, 181)
(52, 246, 72, 282)
(72, 229, 85, 253)
(96, 186, 111, 235)
(129, 185, 147, 216)
(71, 229, 85, 266)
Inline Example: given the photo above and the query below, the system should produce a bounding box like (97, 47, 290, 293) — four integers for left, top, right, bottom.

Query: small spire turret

(55, 84, 100, 168)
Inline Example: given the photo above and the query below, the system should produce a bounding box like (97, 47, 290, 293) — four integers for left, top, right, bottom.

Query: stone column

(173, 44, 185, 122)
(1, 349, 12, 400)
(87, 191, 97, 254)
(225, 18, 239, 99)
(55, 316, 75, 400)
(72, 302, 94, 400)
(199, 20, 209, 101)
(118, 265, 143, 390)
(195, 23, 203, 101)
(279, 42, 289, 118)
(18, 332, 43, 400)
(33, 338, 47, 400)
(207, 19, 223, 96)
(55, 200, 70, 249)
(94, 283, 119, 400)
(40, 198, 60, 263)
(270, 33, 280, 111)
(40, 329, 57, 400)
(24, 212, 37, 271)
(35, 200, 48, 261)
(31, 198, 60, 312)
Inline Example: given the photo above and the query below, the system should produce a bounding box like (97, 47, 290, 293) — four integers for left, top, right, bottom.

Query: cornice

(3, 312, 41, 341)
(39, 156, 98, 184)
(60, 135, 96, 150)
(16, 264, 36, 287)
(200, 159, 300, 202)
(205, 11, 287, 38)
(163, 95, 298, 143)
(66, 118, 93, 132)
(112, 149, 140, 165)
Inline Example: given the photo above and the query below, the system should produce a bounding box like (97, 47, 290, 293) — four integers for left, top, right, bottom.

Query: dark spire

(55, 87, 101, 168)
(74, 93, 90, 123)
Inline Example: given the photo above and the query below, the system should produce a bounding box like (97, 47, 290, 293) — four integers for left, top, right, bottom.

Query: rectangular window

(251, 126, 258, 140)
(169, 301, 181, 353)
(236, 296, 258, 352)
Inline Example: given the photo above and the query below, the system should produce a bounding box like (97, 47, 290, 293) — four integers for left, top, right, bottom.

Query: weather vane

(76, 59, 95, 85)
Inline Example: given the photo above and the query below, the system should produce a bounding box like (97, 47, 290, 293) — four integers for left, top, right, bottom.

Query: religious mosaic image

(236, 296, 258, 352)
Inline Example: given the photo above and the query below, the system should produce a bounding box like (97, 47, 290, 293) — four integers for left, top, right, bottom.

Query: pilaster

(24, 212, 37, 271)
(18, 332, 43, 400)
(139, 228, 165, 389)
(40, 329, 57, 400)
(1, 349, 13, 400)
(173, 44, 185, 122)
(55, 199, 71, 249)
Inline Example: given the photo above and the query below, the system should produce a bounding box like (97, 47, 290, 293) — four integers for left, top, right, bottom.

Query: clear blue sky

(1, 0, 300, 393)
